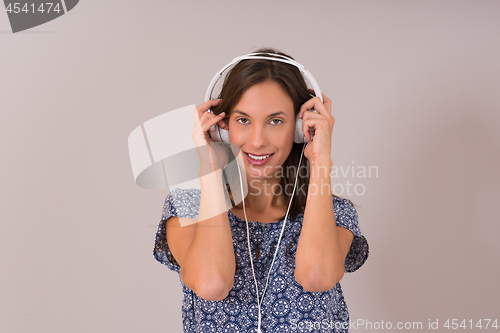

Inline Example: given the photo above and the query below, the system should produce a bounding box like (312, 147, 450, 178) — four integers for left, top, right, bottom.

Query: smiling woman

(230, 81, 295, 183)
(153, 48, 369, 333)
(211, 49, 313, 221)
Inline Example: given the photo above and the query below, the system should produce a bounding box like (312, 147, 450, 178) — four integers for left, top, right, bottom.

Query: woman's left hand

(299, 90, 335, 164)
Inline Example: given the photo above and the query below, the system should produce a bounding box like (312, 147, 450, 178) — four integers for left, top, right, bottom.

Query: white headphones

(205, 52, 324, 333)
(204, 52, 324, 145)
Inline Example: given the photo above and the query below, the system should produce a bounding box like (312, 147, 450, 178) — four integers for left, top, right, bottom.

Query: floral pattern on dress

(154, 188, 369, 332)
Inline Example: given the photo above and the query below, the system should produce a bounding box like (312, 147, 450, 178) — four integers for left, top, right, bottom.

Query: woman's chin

(245, 167, 280, 181)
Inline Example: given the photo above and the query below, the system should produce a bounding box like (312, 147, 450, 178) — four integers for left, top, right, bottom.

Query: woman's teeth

(247, 153, 272, 160)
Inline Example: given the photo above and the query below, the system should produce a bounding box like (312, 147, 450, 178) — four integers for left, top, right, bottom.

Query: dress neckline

(227, 209, 286, 226)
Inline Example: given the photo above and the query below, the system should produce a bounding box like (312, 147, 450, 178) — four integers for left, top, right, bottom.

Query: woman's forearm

(182, 169, 235, 300)
(295, 158, 345, 292)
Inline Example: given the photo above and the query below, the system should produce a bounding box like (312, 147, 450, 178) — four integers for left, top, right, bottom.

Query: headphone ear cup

(207, 109, 230, 144)
(294, 110, 316, 143)
(294, 112, 307, 143)
(209, 123, 230, 144)
(219, 127, 230, 144)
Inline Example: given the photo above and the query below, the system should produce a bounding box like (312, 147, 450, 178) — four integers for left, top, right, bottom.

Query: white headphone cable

(235, 143, 306, 333)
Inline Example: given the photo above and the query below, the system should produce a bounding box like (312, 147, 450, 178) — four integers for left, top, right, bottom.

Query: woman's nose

(249, 125, 267, 148)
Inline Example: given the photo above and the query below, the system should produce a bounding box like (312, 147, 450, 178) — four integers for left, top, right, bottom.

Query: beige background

(1, 1, 499, 332)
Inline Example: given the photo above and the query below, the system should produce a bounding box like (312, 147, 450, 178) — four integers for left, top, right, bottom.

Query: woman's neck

(236, 178, 287, 212)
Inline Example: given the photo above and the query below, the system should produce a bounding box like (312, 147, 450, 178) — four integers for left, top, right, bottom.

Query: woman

(154, 48, 369, 332)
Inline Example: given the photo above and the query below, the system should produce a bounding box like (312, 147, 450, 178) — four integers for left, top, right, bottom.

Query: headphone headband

(205, 52, 323, 104)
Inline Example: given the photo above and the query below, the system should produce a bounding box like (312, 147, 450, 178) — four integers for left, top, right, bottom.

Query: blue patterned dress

(153, 188, 369, 333)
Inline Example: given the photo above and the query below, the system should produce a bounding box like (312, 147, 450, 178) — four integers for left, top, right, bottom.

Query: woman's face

(228, 80, 295, 181)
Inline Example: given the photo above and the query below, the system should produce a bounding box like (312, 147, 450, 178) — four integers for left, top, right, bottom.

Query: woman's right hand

(192, 99, 230, 175)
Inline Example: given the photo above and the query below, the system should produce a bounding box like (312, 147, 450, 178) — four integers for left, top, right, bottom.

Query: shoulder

(332, 195, 354, 206)
(331, 196, 369, 273)
(162, 188, 201, 220)
(331, 195, 363, 237)
(168, 187, 201, 201)
(332, 196, 357, 220)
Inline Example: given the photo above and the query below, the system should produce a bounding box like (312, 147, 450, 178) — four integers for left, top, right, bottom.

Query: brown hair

(211, 48, 345, 221)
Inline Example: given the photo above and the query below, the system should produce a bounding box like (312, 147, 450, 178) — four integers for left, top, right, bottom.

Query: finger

(301, 109, 335, 139)
(217, 118, 229, 130)
(307, 89, 331, 107)
(299, 96, 327, 118)
(195, 99, 222, 118)
(302, 116, 331, 142)
(302, 118, 317, 142)
(195, 99, 223, 127)
(193, 101, 224, 124)
(307, 88, 326, 100)
(323, 95, 332, 113)
(301, 105, 335, 128)
(202, 111, 226, 133)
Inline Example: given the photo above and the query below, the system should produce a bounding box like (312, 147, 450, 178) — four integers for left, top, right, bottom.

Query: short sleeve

(153, 188, 201, 273)
(333, 196, 369, 273)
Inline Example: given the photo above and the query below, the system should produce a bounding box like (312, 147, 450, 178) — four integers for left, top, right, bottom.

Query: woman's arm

(294, 158, 354, 292)
(167, 100, 236, 301)
(167, 168, 235, 301)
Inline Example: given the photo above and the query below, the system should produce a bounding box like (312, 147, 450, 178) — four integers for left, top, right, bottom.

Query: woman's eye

(236, 118, 283, 125)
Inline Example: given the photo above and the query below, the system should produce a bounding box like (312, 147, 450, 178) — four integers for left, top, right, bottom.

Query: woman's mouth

(244, 152, 274, 165)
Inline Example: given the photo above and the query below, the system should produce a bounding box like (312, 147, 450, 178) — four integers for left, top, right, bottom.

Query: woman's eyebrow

(233, 110, 287, 118)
